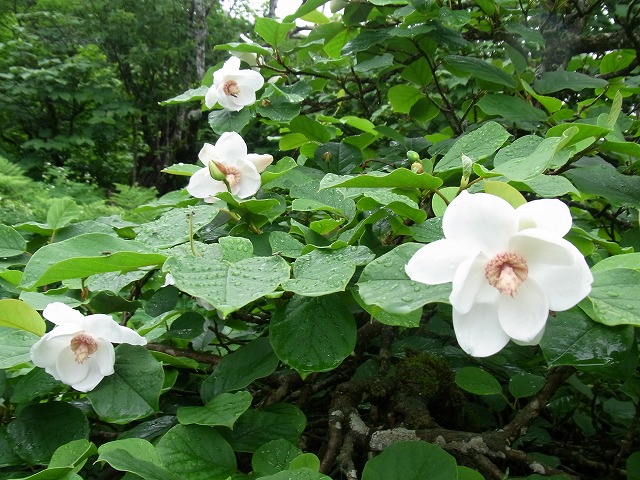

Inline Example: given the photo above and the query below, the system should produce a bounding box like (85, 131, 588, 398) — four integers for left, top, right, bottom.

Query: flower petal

(405, 239, 472, 285)
(510, 229, 578, 267)
(450, 252, 498, 314)
(452, 303, 510, 357)
(221, 56, 241, 73)
(216, 132, 248, 161)
(516, 199, 572, 235)
(71, 361, 107, 392)
(186, 167, 227, 201)
(204, 86, 219, 109)
(42, 302, 85, 327)
(498, 279, 549, 343)
(528, 247, 593, 311)
(85, 315, 147, 345)
(30, 334, 70, 369)
(247, 154, 273, 173)
(55, 346, 92, 387)
(198, 143, 217, 166)
(443, 191, 517, 254)
(229, 159, 261, 198)
(93, 338, 116, 375)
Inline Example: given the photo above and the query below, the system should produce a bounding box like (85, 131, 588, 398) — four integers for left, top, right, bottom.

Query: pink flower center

(485, 252, 528, 297)
(223, 80, 240, 97)
(70, 332, 98, 364)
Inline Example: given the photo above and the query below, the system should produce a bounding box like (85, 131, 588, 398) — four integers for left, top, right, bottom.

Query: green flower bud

(407, 150, 420, 163)
(208, 161, 227, 181)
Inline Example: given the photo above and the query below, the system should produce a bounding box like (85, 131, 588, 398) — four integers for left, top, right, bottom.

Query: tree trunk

(268, 0, 277, 18)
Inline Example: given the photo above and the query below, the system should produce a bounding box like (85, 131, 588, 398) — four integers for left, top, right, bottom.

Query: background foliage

(1, 0, 640, 479)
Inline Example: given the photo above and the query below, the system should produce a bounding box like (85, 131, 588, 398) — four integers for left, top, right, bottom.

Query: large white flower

(205, 56, 264, 111)
(405, 191, 593, 357)
(30, 303, 147, 392)
(186, 132, 273, 202)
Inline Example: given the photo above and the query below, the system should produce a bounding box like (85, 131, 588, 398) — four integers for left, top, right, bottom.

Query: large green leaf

(357, 243, 451, 314)
(0, 326, 39, 369)
(320, 169, 442, 191)
(98, 439, 178, 480)
(580, 268, 640, 326)
(0, 299, 45, 335)
(388, 84, 423, 113)
(270, 294, 357, 376)
(7, 402, 89, 465)
(282, 246, 374, 296)
(445, 55, 517, 88)
(477, 94, 547, 124)
(455, 367, 502, 396)
(164, 241, 290, 318)
(208, 108, 255, 134)
(255, 17, 295, 48)
(200, 337, 279, 402)
(177, 391, 252, 428)
(20, 233, 166, 288)
(136, 205, 221, 249)
(157, 425, 236, 480)
(252, 439, 302, 477)
(362, 441, 458, 480)
(540, 309, 635, 366)
(534, 70, 608, 94)
(563, 162, 640, 208)
(46, 198, 81, 231)
(434, 121, 511, 172)
(0, 224, 26, 258)
(257, 469, 331, 480)
(87, 345, 164, 424)
(221, 403, 306, 452)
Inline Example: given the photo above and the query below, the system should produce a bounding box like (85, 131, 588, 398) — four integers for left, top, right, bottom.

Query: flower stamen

(70, 332, 98, 364)
(223, 80, 240, 98)
(485, 252, 528, 297)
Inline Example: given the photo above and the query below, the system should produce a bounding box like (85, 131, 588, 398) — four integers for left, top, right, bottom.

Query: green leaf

(591, 253, 640, 273)
(258, 469, 331, 480)
(580, 268, 640, 326)
(401, 57, 433, 86)
(177, 391, 252, 428)
(0, 299, 45, 335)
(313, 142, 363, 175)
(252, 439, 302, 476)
(136, 205, 221, 249)
(388, 84, 423, 113)
(7, 402, 89, 464)
(20, 233, 166, 288)
(362, 441, 458, 480)
(0, 326, 39, 368)
(445, 55, 517, 88)
(508, 373, 545, 398)
(48, 439, 96, 469)
(262, 157, 298, 186)
(0, 224, 26, 257)
(457, 465, 486, 480)
(483, 180, 527, 208)
(540, 309, 635, 367)
(290, 115, 332, 143)
(221, 403, 306, 452)
(521, 80, 563, 113)
(164, 242, 290, 318)
(563, 163, 640, 208)
(200, 337, 279, 402)
(358, 190, 427, 223)
(0, 426, 21, 468)
(159, 86, 208, 106)
(157, 425, 236, 480)
(534, 70, 608, 94)
(477, 94, 547, 123)
(357, 243, 451, 314)
(208, 108, 256, 134)
(10, 367, 62, 403)
(47, 198, 81, 231)
(434, 121, 511, 173)
(289, 453, 321, 471)
(282, 247, 374, 296)
(87, 345, 164, 424)
(255, 17, 296, 48)
(320, 169, 442, 191)
(98, 442, 178, 480)
(257, 94, 301, 122)
(270, 294, 357, 376)
(161, 163, 200, 176)
(455, 367, 502, 396)
(627, 451, 640, 480)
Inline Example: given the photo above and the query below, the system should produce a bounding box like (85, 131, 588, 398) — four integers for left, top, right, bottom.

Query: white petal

(198, 143, 217, 166)
(93, 339, 117, 374)
(85, 315, 147, 345)
(42, 302, 85, 327)
(216, 132, 248, 161)
(71, 361, 106, 392)
(443, 191, 517, 254)
(528, 248, 593, 311)
(186, 167, 227, 200)
(452, 303, 510, 357)
(512, 325, 546, 346)
(235, 70, 265, 90)
(247, 154, 273, 173)
(204, 86, 219, 109)
(405, 239, 472, 285)
(510, 230, 578, 267)
(450, 252, 498, 314)
(233, 88, 258, 107)
(516, 199, 572, 235)
(30, 334, 70, 369)
(55, 346, 92, 387)
(230, 159, 261, 198)
(221, 56, 242, 73)
(498, 279, 549, 343)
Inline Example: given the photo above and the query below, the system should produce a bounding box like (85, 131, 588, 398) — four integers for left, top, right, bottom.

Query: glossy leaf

(136, 205, 221, 249)
(0, 326, 39, 368)
(0, 299, 45, 335)
(362, 441, 458, 480)
(252, 439, 302, 477)
(320, 169, 442, 191)
(580, 268, 640, 326)
(455, 367, 502, 396)
(177, 391, 252, 428)
(0, 224, 26, 257)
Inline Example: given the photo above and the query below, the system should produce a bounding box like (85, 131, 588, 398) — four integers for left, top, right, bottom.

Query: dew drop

(606, 291, 620, 298)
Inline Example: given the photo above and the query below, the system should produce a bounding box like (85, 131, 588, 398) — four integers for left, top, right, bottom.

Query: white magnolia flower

(186, 132, 273, 202)
(205, 56, 264, 111)
(405, 191, 593, 357)
(30, 303, 147, 392)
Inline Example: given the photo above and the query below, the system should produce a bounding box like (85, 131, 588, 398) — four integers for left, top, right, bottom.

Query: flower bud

(208, 161, 227, 181)
(407, 150, 420, 163)
(460, 154, 473, 188)
(411, 162, 424, 174)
